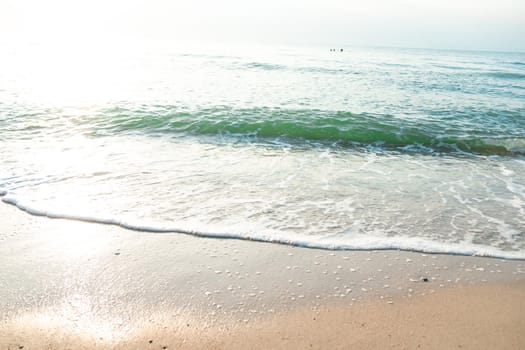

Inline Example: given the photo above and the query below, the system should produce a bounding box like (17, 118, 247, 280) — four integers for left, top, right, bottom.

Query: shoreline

(2, 194, 524, 261)
(1, 203, 524, 349)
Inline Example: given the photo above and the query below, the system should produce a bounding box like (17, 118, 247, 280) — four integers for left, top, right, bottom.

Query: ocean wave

(485, 71, 525, 80)
(1, 192, 523, 260)
(234, 62, 359, 75)
(4, 104, 524, 156)
(296, 66, 358, 75)
(242, 62, 287, 71)
(94, 106, 525, 156)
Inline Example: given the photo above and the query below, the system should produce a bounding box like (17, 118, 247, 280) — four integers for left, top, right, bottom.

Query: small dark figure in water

(340, 48, 343, 52)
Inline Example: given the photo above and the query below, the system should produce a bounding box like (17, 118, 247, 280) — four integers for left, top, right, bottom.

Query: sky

(1, 0, 524, 52)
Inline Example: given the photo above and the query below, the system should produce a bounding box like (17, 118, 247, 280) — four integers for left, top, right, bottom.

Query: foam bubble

(2, 193, 524, 260)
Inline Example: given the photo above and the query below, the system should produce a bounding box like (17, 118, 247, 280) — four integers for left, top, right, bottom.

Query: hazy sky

(1, 0, 524, 51)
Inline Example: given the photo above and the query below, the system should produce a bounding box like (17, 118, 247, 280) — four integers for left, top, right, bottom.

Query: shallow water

(1, 42, 524, 258)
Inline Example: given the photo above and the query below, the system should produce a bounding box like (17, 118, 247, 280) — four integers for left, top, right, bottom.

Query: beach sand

(1, 203, 524, 349)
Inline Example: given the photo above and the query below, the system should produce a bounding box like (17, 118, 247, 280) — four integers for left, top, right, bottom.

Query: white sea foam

(1, 136, 524, 260)
(3, 193, 524, 260)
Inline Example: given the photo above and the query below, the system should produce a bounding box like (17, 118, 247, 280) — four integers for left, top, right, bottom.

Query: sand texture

(1, 203, 524, 349)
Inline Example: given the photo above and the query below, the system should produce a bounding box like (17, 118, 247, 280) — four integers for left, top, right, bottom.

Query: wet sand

(1, 203, 524, 349)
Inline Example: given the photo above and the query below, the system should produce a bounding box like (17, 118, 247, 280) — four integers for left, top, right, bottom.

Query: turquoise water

(1, 43, 524, 258)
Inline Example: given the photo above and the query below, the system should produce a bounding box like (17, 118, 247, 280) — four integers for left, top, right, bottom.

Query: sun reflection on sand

(8, 302, 124, 344)
(2, 303, 204, 348)
(43, 219, 114, 258)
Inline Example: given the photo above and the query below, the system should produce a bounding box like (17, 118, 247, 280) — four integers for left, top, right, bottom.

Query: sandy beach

(2, 1, 524, 349)
(1, 202, 524, 349)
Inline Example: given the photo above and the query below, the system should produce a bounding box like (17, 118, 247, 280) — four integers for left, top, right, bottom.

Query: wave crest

(95, 106, 525, 156)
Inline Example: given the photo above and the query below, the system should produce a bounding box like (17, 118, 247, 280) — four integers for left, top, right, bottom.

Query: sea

(1, 41, 524, 259)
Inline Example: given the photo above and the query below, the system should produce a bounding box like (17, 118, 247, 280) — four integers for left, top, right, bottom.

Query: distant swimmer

(340, 48, 343, 52)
